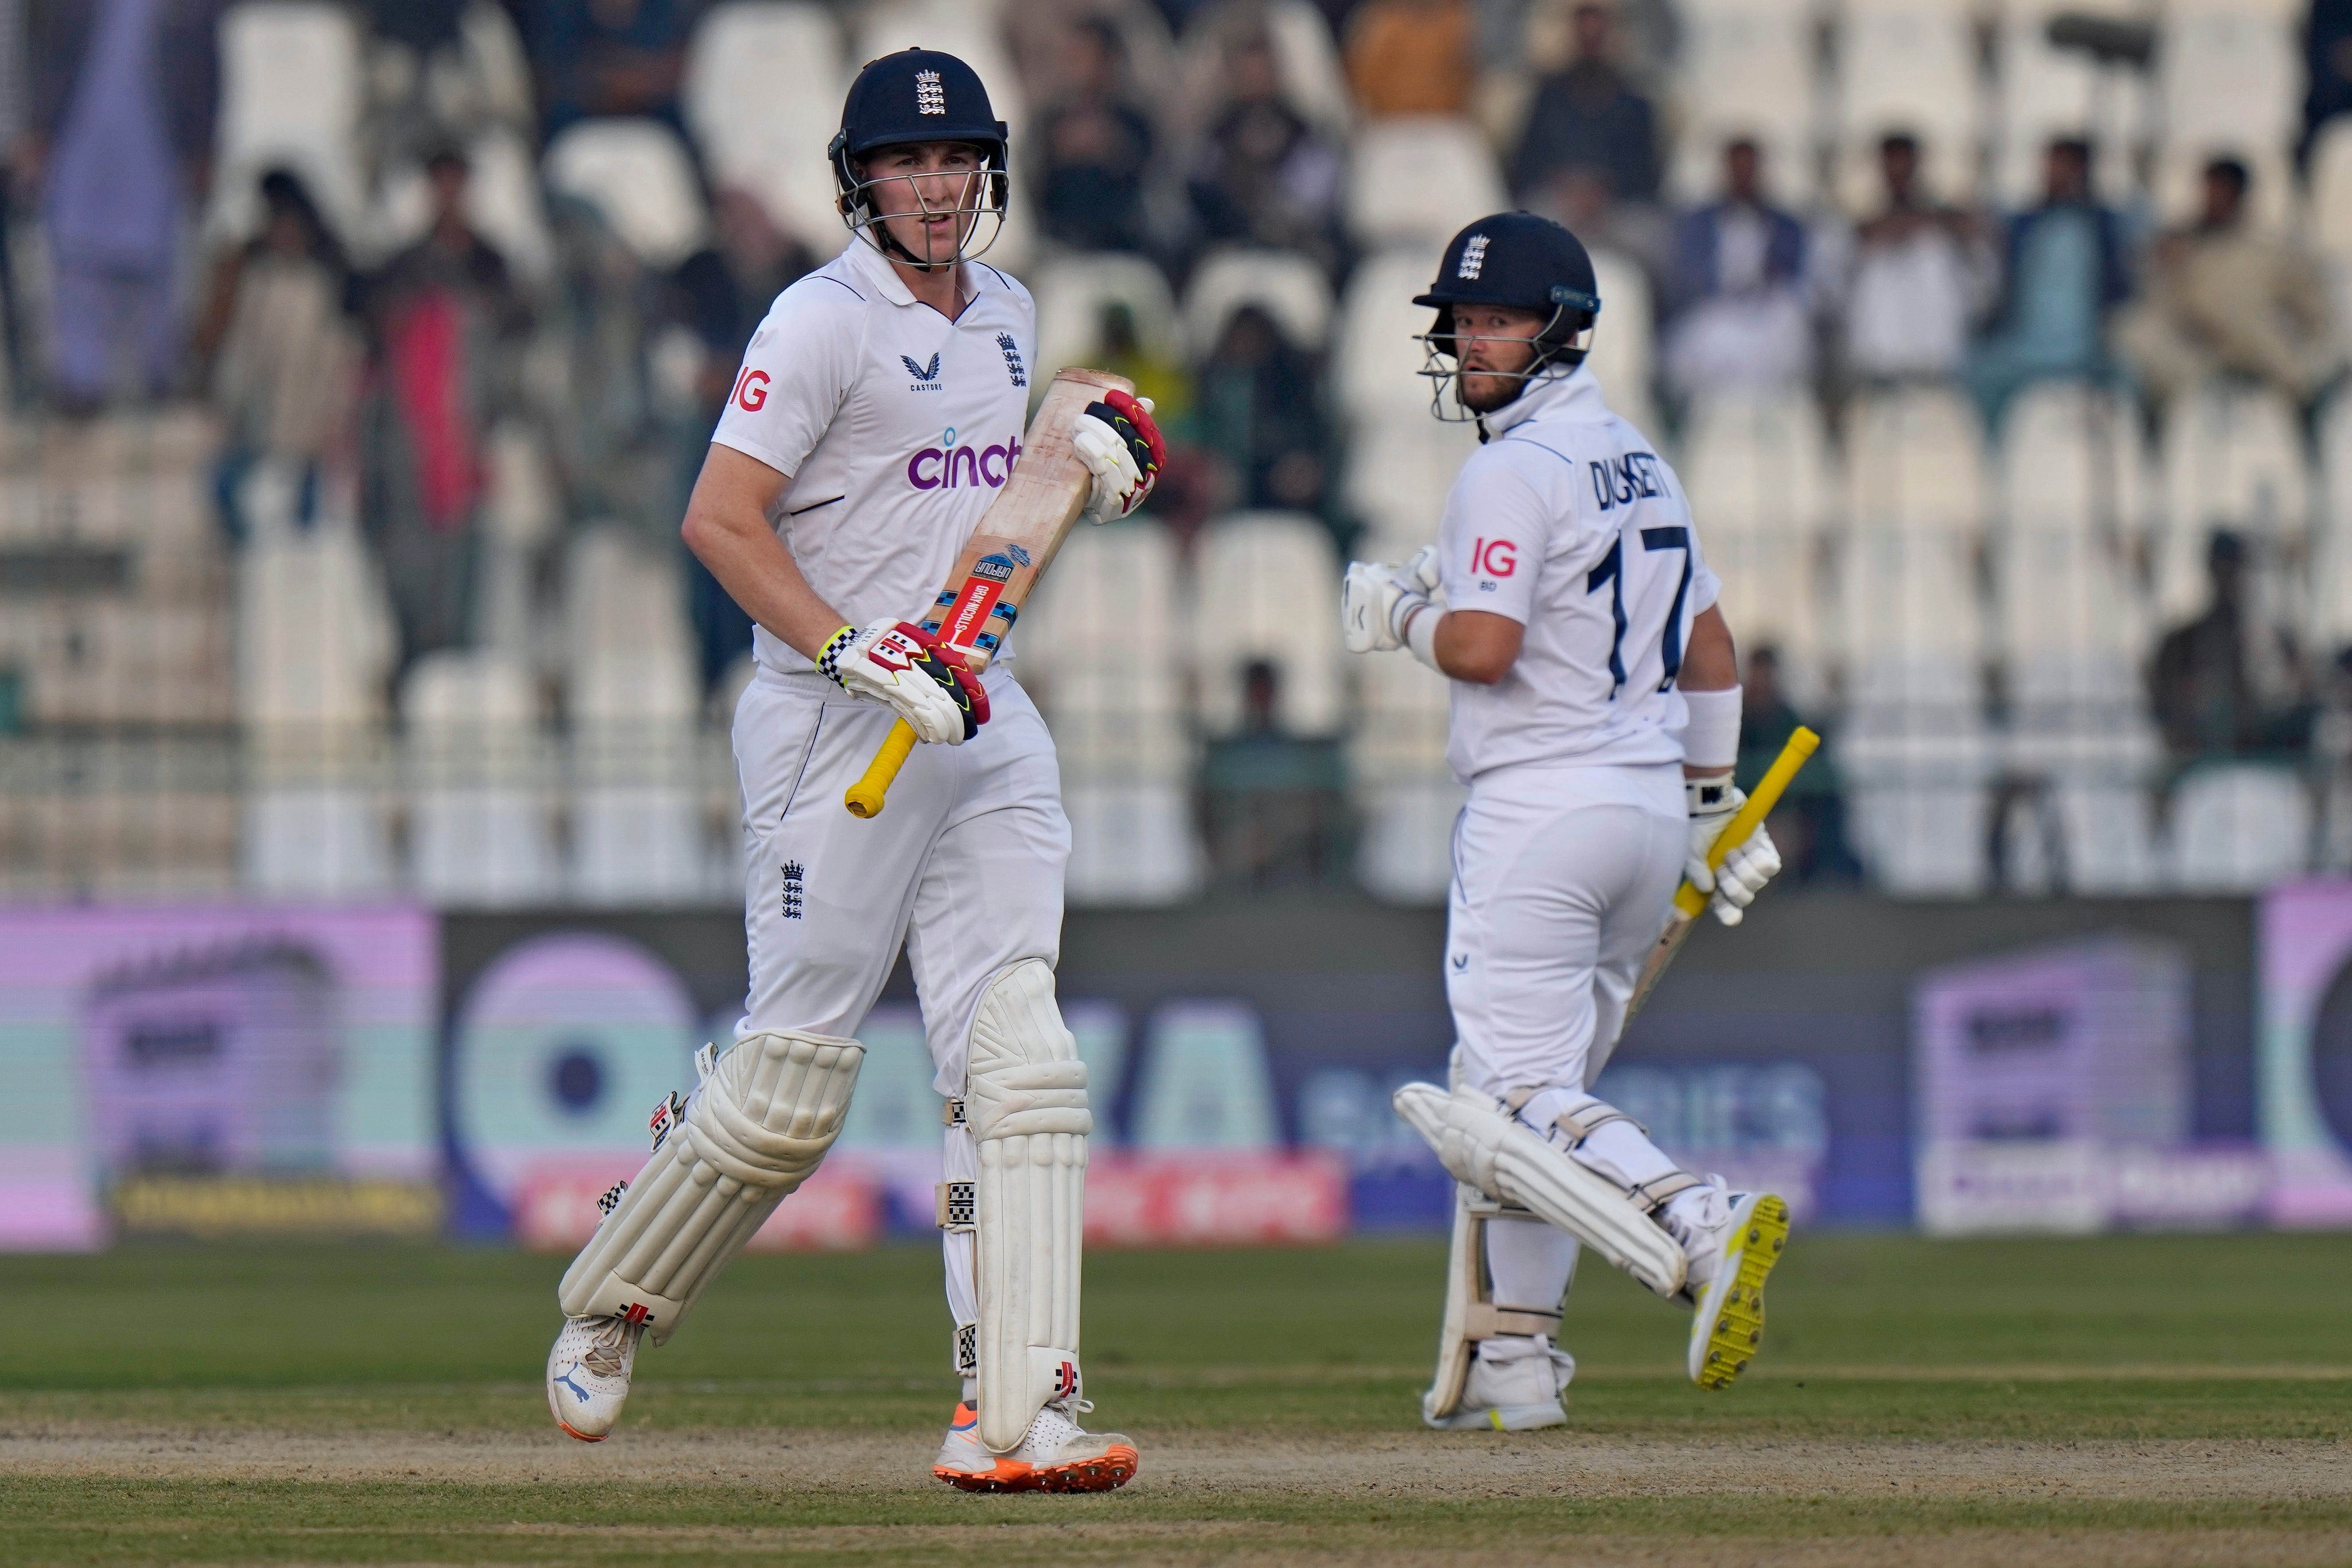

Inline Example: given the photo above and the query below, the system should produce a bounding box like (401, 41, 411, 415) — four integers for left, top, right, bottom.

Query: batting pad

(1394, 1081, 1688, 1300)
(1422, 1186, 1567, 1424)
(967, 959, 1091, 1454)
(559, 1029, 863, 1344)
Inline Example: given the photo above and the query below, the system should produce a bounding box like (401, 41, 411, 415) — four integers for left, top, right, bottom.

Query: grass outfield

(4, 1233, 2350, 1566)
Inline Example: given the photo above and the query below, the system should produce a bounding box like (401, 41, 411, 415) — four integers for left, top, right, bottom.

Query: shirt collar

(842, 231, 974, 311)
(1478, 362, 1603, 438)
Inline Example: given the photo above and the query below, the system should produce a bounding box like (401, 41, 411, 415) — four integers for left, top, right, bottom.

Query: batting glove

(1684, 769, 1782, 927)
(1072, 389, 1164, 521)
(1341, 545, 1441, 654)
(818, 619, 990, 745)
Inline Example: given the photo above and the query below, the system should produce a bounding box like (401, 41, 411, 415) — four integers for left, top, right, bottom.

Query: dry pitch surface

(6, 1237, 2350, 1566)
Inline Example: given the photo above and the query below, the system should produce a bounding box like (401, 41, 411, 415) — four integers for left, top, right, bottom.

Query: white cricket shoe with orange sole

(932, 1397, 1139, 1492)
(546, 1313, 645, 1441)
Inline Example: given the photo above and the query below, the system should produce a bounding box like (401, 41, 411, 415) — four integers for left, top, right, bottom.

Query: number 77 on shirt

(843, 366, 1135, 819)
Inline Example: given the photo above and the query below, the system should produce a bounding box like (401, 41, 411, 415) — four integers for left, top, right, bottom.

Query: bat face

(916, 368, 1133, 673)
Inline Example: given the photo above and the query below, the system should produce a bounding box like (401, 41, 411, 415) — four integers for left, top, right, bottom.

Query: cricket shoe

(1669, 1180, 1791, 1390)
(546, 1313, 645, 1441)
(932, 1397, 1139, 1493)
(1425, 1337, 1574, 1431)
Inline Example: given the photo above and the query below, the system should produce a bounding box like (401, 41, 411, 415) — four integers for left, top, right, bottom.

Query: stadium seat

(1013, 522, 1200, 905)
(1586, 248, 1657, 437)
(1677, 390, 1837, 700)
(1181, 247, 1335, 358)
(1840, 719, 1996, 895)
(2152, 379, 2309, 621)
(1665, 0, 1820, 204)
(2167, 761, 2311, 889)
(543, 119, 712, 270)
(1348, 644, 1459, 902)
(1833, 0, 1982, 206)
(2157, 0, 2301, 218)
(562, 529, 706, 904)
(1172, 0, 1355, 147)
(1029, 252, 1181, 384)
(1334, 245, 1448, 425)
(2309, 119, 2352, 267)
(1836, 386, 1989, 671)
(401, 650, 559, 905)
(1343, 117, 1507, 250)
(1342, 415, 1479, 550)
(1194, 512, 1347, 739)
(1991, 0, 2145, 206)
(210, 2, 368, 241)
(1994, 383, 2150, 680)
(683, 3, 849, 253)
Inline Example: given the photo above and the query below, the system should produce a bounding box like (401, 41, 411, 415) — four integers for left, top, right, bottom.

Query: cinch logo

(732, 367, 768, 411)
(907, 435, 1021, 490)
(1470, 536, 1517, 578)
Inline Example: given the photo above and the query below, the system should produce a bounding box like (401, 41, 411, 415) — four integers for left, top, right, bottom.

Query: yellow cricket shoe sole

(1688, 1192, 1790, 1390)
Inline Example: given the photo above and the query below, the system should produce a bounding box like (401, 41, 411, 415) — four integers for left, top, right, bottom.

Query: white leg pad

(1394, 1081, 1689, 1300)
(967, 959, 1091, 1455)
(559, 1029, 862, 1344)
(1422, 1185, 1567, 1423)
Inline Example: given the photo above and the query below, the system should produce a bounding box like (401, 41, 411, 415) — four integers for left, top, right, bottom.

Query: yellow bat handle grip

(844, 719, 919, 819)
(1672, 726, 1820, 919)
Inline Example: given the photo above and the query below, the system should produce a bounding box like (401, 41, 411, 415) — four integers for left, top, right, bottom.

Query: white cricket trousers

(734, 664, 1070, 1349)
(1447, 760, 1687, 1339)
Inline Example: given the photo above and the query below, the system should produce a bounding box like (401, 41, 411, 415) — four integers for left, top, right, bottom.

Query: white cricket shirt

(710, 235, 1040, 675)
(1436, 365, 1721, 781)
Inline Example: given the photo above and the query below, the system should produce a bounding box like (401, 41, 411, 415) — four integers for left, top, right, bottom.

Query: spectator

(1199, 658, 1345, 890)
(2115, 157, 2343, 415)
(1964, 137, 2131, 432)
(530, 0, 699, 140)
(1344, 0, 1476, 119)
(1093, 301, 1192, 433)
(1195, 303, 1329, 514)
(1510, 3, 1658, 206)
(197, 169, 361, 538)
(1661, 137, 1812, 400)
(1036, 18, 1157, 254)
(1738, 644, 1859, 883)
(359, 147, 530, 665)
(27, 0, 224, 411)
(2306, 0, 2352, 156)
(1834, 132, 1995, 387)
(1185, 27, 1343, 264)
(2151, 531, 2314, 762)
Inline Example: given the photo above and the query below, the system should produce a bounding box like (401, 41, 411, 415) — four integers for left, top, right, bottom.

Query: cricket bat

(1621, 726, 1820, 1025)
(843, 366, 1135, 818)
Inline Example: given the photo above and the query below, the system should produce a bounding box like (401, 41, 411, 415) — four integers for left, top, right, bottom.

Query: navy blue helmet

(1412, 212, 1602, 394)
(830, 48, 1011, 263)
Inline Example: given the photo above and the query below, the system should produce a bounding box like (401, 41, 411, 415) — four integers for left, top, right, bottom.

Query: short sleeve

(1437, 453, 1550, 625)
(709, 276, 865, 479)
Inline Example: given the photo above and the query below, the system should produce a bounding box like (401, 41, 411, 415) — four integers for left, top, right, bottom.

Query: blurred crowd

(8, 0, 2352, 895)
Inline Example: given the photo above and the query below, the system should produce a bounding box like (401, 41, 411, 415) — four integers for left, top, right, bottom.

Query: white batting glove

(1684, 769, 1782, 927)
(1072, 390, 1164, 522)
(816, 619, 989, 745)
(1341, 545, 1441, 654)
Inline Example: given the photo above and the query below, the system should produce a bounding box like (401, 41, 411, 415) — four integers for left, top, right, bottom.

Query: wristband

(1406, 604, 1442, 673)
(1681, 686, 1741, 770)
(815, 624, 856, 688)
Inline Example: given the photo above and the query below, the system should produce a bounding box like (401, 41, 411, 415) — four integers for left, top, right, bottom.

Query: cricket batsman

(540, 48, 1163, 1492)
(1342, 213, 1790, 1430)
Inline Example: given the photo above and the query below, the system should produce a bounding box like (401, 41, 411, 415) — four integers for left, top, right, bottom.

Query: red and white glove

(816, 619, 990, 744)
(1684, 770, 1782, 926)
(1071, 389, 1164, 521)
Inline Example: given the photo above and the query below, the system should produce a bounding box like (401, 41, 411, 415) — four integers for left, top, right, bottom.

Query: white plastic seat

(1334, 245, 1446, 426)
(1995, 383, 2150, 681)
(2157, 0, 2300, 212)
(2152, 380, 2309, 621)
(1193, 512, 1346, 738)
(211, 3, 367, 241)
(401, 650, 559, 905)
(1348, 645, 1459, 903)
(1172, 0, 1355, 147)
(1836, 387, 1988, 671)
(1665, 0, 1820, 204)
(1677, 391, 1837, 694)
(543, 119, 711, 270)
(1342, 414, 1478, 548)
(1029, 253, 1181, 384)
(2309, 119, 2352, 267)
(1586, 248, 1657, 437)
(2167, 762, 2311, 889)
(1991, 0, 2146, 205)
(683, 3, 849, 252)
(1182, 247, 1335, 357)
(1343, 117, 1507, 250)
(1833, 0, 1982, 205)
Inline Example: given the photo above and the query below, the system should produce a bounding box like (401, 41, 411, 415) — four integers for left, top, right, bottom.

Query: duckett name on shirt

(906, 436, 1023, 491)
